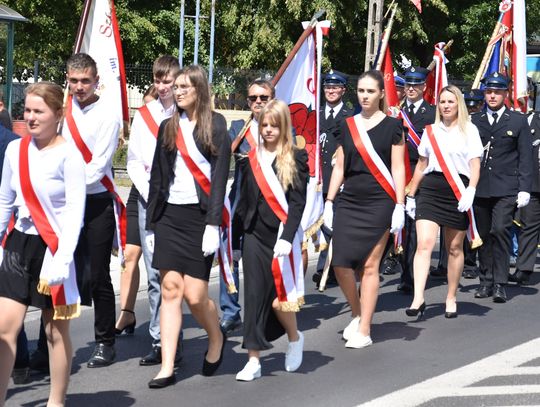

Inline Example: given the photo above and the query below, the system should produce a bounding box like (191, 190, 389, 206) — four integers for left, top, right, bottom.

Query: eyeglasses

(174, 84, 193, 94)
(247, 95, 270, 102)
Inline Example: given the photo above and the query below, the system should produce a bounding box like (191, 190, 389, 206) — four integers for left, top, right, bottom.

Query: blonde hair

(258, 99, 298, 191)
(435, 85, 470, 136)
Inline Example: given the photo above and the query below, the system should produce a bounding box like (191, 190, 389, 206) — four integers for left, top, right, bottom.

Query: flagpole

(374, 4, 397, 70)
(426, 39, 453, 71)
(74, 0, 92, 53)
(472, 16, 504, 89)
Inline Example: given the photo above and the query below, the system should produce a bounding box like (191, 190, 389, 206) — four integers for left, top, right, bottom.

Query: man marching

(472, 72, 532, 303)
(63, 53, 121, 367)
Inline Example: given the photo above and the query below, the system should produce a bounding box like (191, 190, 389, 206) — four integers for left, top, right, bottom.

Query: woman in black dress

(405, 85, 483, 318)
(235, 99, 308, 381)
(323, 70, 406, 349)
(145, 65, 229, 388)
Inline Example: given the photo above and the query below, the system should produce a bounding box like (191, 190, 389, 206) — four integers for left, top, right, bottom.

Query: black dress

(236, 149, 308, 350)
(332, 115, 404, 270)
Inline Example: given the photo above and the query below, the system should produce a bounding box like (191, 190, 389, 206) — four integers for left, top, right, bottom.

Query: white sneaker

(285, 331, 304, 372)
(342, 316, 361, 341)
(236, 360, 261, 381)
(345, 332, 373, 349)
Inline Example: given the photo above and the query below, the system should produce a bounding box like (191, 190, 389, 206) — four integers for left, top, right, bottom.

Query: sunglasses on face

(247, 95, 270, 102)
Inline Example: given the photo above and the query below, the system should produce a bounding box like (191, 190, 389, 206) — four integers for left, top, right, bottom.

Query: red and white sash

(19, 137, 81, 319)
(248, 149, 304, 311)
(244, 124, 258, 150)
(346, 115, 404, 247)
(175, 114, 237, 294)
(138, 103, 159, 139)
(425, 125, 483, 248)
(65, 95, 127, 259)
(400, 109, 422, 148)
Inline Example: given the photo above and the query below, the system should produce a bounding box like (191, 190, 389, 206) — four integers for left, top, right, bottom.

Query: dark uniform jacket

(402, 99, 435, 166)
(528, 111, 540, 193)
(471, 107, 532, 198)
(235, 149, 308, 244)
(319, 104, 353, 195)
(146, 111, 231, 230)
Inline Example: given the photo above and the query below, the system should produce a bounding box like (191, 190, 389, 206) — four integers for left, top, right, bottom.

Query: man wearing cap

(396, 66, 436, 292)
(510, 109, 540, 285)
(471, 72, 532, 302)
(314, 70, 352, 287)
(395, 74, 406, 103)
(465, 89, 485, 114)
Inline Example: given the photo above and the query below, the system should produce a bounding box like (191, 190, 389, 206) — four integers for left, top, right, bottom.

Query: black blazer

(235, 148, 308, 243)
(471, 108, 532, 198)
(528, 112, 540, 193)
(403, 99, 435, 166)
(146, 111, 231, 230)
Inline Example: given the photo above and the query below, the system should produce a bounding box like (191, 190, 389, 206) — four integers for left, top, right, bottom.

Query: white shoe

(236, 360, 261, 381)
(342, 316, 361, 341)
(285, 331, 304, 372)
(345, 332, 373, 349)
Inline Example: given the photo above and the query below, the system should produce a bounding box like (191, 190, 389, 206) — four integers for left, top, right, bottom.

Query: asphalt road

(6, 252, 540, 407)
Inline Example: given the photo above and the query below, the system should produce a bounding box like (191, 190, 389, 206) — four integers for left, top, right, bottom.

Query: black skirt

(126, 185, 141, 246)
(152, 203, 213, 281)
(416, 172, 469, 230)
(0, 229, 52, 309)
(241, 216, 285, 350)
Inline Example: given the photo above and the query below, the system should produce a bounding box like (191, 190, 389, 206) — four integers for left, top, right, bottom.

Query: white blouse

(418, 121, 484, 178)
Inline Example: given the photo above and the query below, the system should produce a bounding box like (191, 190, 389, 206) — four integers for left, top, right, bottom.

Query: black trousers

(474, 196, 515, 286)
(75, 194, 116, 346)
(516, 193, 540, 273)
(399, 214, 416, 285)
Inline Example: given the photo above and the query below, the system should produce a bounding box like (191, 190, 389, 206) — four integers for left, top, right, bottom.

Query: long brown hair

(258, 99, 299, 191)
(163, 65, 214, 152)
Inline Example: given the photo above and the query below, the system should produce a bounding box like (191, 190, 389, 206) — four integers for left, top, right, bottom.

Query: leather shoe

(493, 284, 507, 303)
(474, 286, 493, 298)
(140, 344, 183, 367)
(509, 270, 532, 285)
(429, 266, 447, 278)
(220, 318, 242, 335)
(148, 374, 176, 389)
(87, 343, 115, 368)
(381, 257, 399, 275)
(397, 282, 413, 293)
(29, 349, 49, 373)
(462, 268, 478, 279)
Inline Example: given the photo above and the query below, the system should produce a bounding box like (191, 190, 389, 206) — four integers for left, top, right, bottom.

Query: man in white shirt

(63, 53, 121, 367)
(127, 55, 180, 366)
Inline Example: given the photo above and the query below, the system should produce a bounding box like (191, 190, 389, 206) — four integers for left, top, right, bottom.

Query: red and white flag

(410, 0, 422, 13)
(274, 20, 331, 243)
(424, 42, 449, 105)
(74, 0, 129, 123)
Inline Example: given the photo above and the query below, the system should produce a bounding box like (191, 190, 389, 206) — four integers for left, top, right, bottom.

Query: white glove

(233, 249, 242, 262)
(516, 191, 531, 208)
(457, 186, 476, 212)
(273, 239, 292, 258)
(47, 255, 70, 287)
(323, 201, 334, 230)
(405, 196, 416, 219)
(390, 204, 405, 234)
(202, 225, 220, 257)
(144, 231, 155, 251)
(0, 247, 4, 265)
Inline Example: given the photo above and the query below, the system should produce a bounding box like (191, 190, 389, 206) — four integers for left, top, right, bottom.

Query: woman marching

(405, 85, 483, 319)
(323, 70, 406, 348)
(145, 65, 231, 388)
(0, 82, 86, 406)
(234, 99, 308, 381)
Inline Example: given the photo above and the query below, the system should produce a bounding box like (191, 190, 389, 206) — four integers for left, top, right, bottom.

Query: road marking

(359, 337, 540, 407)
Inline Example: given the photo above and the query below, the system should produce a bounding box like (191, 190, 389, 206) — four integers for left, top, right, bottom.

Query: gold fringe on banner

(470, 237, 483, 250)
(37, 279, 51, 296)
(53, 303, 81, 320)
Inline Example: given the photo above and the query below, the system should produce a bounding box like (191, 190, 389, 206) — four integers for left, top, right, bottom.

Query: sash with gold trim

(65, 96, 127, 260)
(175, 114, 237, 293)
(248, 149, 304, 311)
(19, 137, 81, 319)
(425, 125, 482, 248)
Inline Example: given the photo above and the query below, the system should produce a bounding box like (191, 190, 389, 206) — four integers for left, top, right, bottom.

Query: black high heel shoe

(115, 309, 136, 335)
(445, 311, 458, 319)
(148, 374, 176, 389)
(202, 332, 226, 376)
(405, 302, 426, 317)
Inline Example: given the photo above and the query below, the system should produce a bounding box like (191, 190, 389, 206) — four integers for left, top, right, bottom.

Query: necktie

(491, 112, 498, 127)
(328, 108, 334, 120)
(408, 104, 415, 119)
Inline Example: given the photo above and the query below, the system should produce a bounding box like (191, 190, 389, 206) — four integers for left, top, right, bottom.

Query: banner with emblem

(274, 19, 331, 246)
(424, 42, 449, 105)
(74, 0, 129, 124)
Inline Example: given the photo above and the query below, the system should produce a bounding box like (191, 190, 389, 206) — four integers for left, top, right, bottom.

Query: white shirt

(486, 106, 506, 125)
(405, 98, 424, 115)
(167, 117, 199, 204)
(0, 139, 86, 261)
(418, 121, 484, 178)
(127, 99, 176, 202)
(325, 102, 343, 120)
(62, 97, 121, 195)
